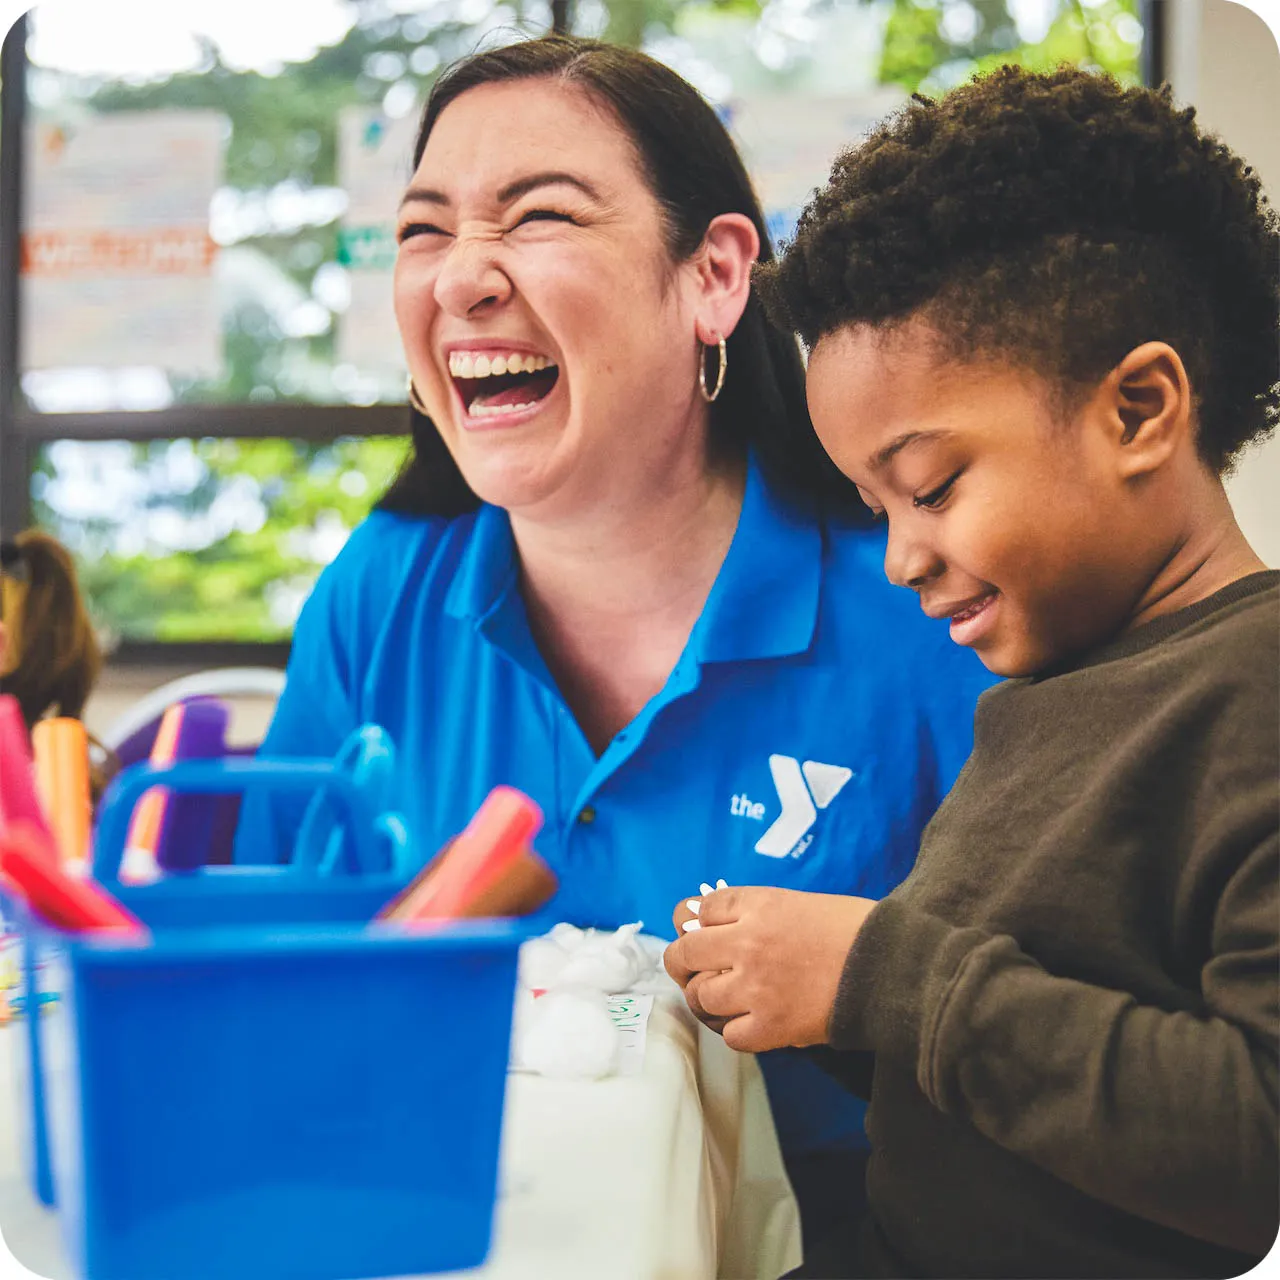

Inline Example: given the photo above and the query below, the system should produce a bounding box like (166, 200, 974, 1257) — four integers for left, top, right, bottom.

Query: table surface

(0, 988, 802, 1280)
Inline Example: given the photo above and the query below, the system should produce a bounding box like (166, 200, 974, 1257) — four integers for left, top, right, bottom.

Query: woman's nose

(883, 522, 944, 591)
(432, 232, 512, 317)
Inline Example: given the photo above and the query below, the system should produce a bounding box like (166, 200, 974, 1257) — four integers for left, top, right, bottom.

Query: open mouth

(448, 350, 560, 420)
(951, 593, 996, 625)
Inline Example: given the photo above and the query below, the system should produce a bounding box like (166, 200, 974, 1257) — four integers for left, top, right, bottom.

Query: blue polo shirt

(243, 456, 994, 1154)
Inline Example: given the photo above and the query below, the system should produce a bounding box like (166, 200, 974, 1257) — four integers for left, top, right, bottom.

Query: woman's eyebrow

(399, 171, 602, 211)
(399, 185, 448, 210)
(497, 171, 601, 203)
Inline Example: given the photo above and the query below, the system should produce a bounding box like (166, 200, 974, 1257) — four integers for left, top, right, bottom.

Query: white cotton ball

(520, 990, 618, 1079)
(547, 922, 585, 951)
(519, 922, 656, 995)
(519, 936, 573, 990)
(556, 944, 637, 993)
(610, 923, 651, 981)
(556, 922, 650, 991)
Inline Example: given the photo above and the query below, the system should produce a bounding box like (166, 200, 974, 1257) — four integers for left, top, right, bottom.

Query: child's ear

(1103, 342, 1194, 479)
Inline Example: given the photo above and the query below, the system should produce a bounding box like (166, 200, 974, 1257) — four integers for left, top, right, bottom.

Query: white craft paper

(21, 110, 225, 373)
(607, 992, 654, 1076)
(335, 106, 420, 373)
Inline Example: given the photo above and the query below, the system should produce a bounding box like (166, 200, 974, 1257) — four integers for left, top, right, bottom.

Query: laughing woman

(243, 35, 994, 1260)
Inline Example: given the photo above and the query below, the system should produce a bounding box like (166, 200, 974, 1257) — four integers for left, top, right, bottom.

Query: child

(1, 530, 101, 731)
(1, 530, 114, 805)
(666, 67, 1278, 1277)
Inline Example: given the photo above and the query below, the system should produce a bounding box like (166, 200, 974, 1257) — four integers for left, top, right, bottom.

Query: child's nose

(884, 524, 944, 590)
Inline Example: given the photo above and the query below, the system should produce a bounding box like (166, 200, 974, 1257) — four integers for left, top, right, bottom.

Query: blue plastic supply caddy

(37, 917, 522, 1280)
(6, 732, 524, 1278)
(16, 746, 418, 1211)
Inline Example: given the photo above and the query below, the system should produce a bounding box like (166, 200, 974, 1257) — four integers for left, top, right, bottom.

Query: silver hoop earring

(698, 336, 727, 404)
(407, 377, 429, 415)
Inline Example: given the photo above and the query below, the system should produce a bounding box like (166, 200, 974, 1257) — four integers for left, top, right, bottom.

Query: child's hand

(664, 886, 878, 1052)
(672, 879, 727, 936)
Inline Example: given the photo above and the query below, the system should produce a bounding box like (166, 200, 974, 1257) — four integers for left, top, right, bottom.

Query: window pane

(32, 436, 409, 643)
(574, 0, 1144, 244)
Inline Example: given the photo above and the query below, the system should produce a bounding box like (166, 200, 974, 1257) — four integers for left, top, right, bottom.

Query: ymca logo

(730, 755, 854, 859)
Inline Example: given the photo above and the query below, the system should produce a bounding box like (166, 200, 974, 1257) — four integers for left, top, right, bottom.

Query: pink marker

(0, 696, 57, 861)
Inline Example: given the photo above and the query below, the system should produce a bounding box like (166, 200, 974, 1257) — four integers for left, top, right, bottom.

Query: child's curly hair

(755, 65, 1280, 473)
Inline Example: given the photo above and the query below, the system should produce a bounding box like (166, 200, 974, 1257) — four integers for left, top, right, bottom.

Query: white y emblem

(754, 755, 853, 858)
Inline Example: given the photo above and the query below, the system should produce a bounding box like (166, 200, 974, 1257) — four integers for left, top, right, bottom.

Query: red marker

(0, 821, 148, 938)
(378, 787, 544, 926)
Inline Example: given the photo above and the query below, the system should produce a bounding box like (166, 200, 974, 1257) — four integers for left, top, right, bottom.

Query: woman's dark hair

(0, 530, 102, 730)
(378, 34, 865, 518)
(755, 65, 1280, 473)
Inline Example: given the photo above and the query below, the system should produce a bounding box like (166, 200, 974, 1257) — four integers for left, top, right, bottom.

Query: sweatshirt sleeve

(829, 832, 1280, 1259)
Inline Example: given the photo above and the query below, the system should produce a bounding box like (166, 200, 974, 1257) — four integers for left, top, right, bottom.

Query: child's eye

(397, 222, 449, 244)
(913, 470, 962, 510)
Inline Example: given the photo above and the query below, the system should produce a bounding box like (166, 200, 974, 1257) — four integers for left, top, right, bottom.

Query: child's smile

(925, 588, 1000, 647)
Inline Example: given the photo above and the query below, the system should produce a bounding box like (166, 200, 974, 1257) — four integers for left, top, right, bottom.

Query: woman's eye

(397, 222, 449, 243)
(913, 470, 962, 510)
(513, 209, 575, 228)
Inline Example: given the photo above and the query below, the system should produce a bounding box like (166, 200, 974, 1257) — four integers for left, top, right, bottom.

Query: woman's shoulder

(304, 506, 477, 622)
(333, 506, 461, 563)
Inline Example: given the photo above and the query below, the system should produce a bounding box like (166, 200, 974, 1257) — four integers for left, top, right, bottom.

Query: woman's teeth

(448, 352, 553, 378)
(468, 398, 543, 418)
(447, 349, 560, 419)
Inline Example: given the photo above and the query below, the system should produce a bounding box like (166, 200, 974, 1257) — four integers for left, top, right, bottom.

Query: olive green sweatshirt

(828, 572, 1279, 1278)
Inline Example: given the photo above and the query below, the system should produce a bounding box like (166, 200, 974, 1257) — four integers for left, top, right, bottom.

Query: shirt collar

(444, 503, 518, 623)
(691, 453, 822, 664)
(443, 453, 823, 664)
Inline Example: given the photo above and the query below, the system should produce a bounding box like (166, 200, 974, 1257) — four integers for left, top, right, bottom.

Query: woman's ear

(691, 212, 759, 345)
(1100, 341, 1194, 480)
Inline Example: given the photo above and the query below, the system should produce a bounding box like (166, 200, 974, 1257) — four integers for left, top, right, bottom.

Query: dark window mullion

(0, 14, 30, 537)
(13, 402, 411, 443)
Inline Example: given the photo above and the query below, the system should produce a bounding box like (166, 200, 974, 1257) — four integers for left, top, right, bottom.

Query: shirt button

(577, 806, 597, 825)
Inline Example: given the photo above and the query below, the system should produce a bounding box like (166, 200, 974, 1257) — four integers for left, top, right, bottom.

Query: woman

(244, 35, 994, 1258)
